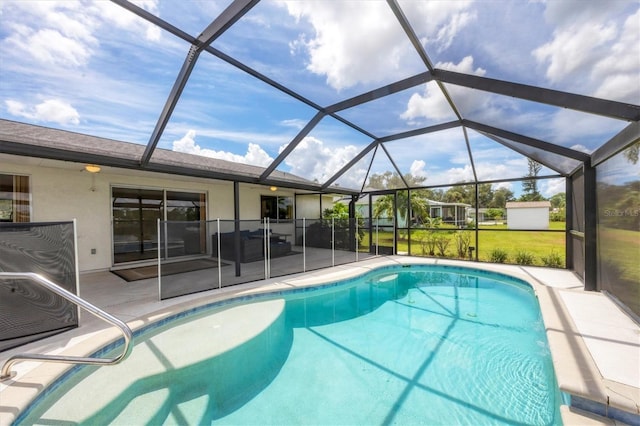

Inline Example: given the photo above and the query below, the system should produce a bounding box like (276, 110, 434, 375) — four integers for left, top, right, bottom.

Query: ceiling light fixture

(270, 186, 278, 191)
(85, 164, 101, 173)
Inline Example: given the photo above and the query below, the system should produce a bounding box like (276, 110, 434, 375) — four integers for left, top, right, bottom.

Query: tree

(490, 187, 515, 208)
(520, 159, 544, 201)
(485, 208, 504, 221)
(549, 192, 566, 210)
(443, 184, 476, 205)
(368, 171, 426, 190)
(477, 183, 493, 207)
(372, 190, 429, 227)
(322, 202, 350, 219)
(623, 141, 639, 165)
(370, 172, 430, 235)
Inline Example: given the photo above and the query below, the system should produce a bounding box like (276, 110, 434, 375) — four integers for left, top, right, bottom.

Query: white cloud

(172, 130, 274, 167)
(400, 0, 475, 49)
(434, 8, 476, 52)
(401, 56, 486, 122)
(282, 1, 410, 91)
(542, 0, 629, 27)
(591, 8, 640, 103)
(6, 99, 80, 125)
(280, 118, 307, 130)
(493, 181, 513, 192)
(533, 21, 616, 84)
(550, 109, 626, 148)
(402, 81, 455, 122)
(281, 1, 474, 91)
(474, 162, 520, 181)
(534, 2, 640, 103)
(91, 0, 162, 42)
(283, 136, 360, 183)
(31, 28, 96, 67)
(2, 0, 161, 68)
(540, 178, 565, 198)
(570, 144, 592, 154)
(423, 164, 475, 186)
(409, 160, 428, 178)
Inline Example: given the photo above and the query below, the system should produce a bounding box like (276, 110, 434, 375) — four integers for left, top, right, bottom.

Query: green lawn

(476, 230, 565, 266)
(597, 226, 640, 315)
(361, 222, 567, 267)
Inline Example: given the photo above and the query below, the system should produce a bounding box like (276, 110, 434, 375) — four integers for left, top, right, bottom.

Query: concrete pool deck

(1, 256, 638, 425)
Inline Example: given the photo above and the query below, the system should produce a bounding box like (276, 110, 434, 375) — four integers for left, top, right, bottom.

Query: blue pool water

(17, 265, 562, 425)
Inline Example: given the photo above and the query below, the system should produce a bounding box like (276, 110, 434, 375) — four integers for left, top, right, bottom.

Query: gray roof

(506, 201, 552, 209)
(0, 118, 342, 193)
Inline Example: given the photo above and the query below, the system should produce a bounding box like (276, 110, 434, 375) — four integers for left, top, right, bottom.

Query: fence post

(376, 218, 379, 256)
(157, 218, 161, 301)
(332, 217, 335, 267)
(303, 218, 306, 272)
(355, 218, 359, 262)
(217, 218, 221, 289)
(73, 218, 81, 321)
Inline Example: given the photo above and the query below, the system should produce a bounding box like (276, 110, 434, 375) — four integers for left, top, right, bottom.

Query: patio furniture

(212, 230, 292, 263)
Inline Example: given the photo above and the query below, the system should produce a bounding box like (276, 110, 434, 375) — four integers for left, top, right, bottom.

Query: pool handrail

(0, 272, 134, 382)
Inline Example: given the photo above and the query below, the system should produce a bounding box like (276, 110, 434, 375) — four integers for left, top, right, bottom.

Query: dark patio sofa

(212, 230, 291, 263)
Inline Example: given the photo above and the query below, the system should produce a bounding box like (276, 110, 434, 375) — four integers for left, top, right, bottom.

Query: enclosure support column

(565, 177, 573, 270)
(349, 195, 356, 252)
(407, 190, 412, 256)
(583, 163, 597, 291)
(368, 194, 373, 254)
(474, 183, 479, 261)
(234, 181, 241, 277)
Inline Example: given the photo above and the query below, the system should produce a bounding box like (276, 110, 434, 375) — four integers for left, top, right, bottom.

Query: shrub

(489, 248, 508, 263)
(515, 250, 535, 265)
(426, 233, 439, 256)
(454, 231, 472, 258)
(434, 233, 451, 257)
(485, 208, 504, 221)
(541, 251, 563, 268)
(414, 231, 436, 256)
(549, 210, 566, 222)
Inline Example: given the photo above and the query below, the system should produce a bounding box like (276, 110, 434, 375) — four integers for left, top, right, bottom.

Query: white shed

(506, 201, 551, 230)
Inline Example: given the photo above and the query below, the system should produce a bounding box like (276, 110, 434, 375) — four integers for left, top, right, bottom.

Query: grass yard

(361, 222, 567, 267)
(597, 226, 640, 314)
(476, 230, 565, 266)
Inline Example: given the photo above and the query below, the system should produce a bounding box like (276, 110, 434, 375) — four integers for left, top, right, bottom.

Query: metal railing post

(0, 272, 133, 382)
(217, 218, 221, 289)
(157, 218, 161, 300)
(355, 218, 359, 262)
(332, 217, 335, 267)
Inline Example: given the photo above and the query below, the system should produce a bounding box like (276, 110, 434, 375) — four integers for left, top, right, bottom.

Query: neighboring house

(506, 201, 551, 230)
(428, 200, 470, 227)
(347, 195, 470, 228)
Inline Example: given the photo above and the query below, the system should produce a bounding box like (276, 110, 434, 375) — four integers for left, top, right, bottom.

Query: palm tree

(373, 190, 430, 235)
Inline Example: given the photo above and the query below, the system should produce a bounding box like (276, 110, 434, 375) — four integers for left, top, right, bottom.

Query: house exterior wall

(507, 207, 549, 230)
(296, 197, 321, 219)
(1, 159, 296, 272)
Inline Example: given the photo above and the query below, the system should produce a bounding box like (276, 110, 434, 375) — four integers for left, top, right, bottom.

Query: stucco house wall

(506, 201, 551, 230)
(1, 156, 297, 272)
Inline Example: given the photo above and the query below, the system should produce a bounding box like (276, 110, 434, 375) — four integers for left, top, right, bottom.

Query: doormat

(112, 258, 225, 282)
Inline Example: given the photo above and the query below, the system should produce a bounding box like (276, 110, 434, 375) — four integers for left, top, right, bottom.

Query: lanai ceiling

(1, 0, 639, 195)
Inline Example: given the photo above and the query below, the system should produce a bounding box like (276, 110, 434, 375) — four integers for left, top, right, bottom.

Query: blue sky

(1, 0, 638, 196)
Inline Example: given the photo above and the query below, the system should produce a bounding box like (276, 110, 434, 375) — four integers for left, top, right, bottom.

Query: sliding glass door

(112, 187, 207, 264)
(112, 188, 163, 264)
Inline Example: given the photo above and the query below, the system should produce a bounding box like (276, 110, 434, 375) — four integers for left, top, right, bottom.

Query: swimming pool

(16, 264, 562, 425)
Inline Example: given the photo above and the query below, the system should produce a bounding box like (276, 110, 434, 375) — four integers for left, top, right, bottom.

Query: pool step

(561, 405, 617, 425)
(562, 395, 640, 426)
